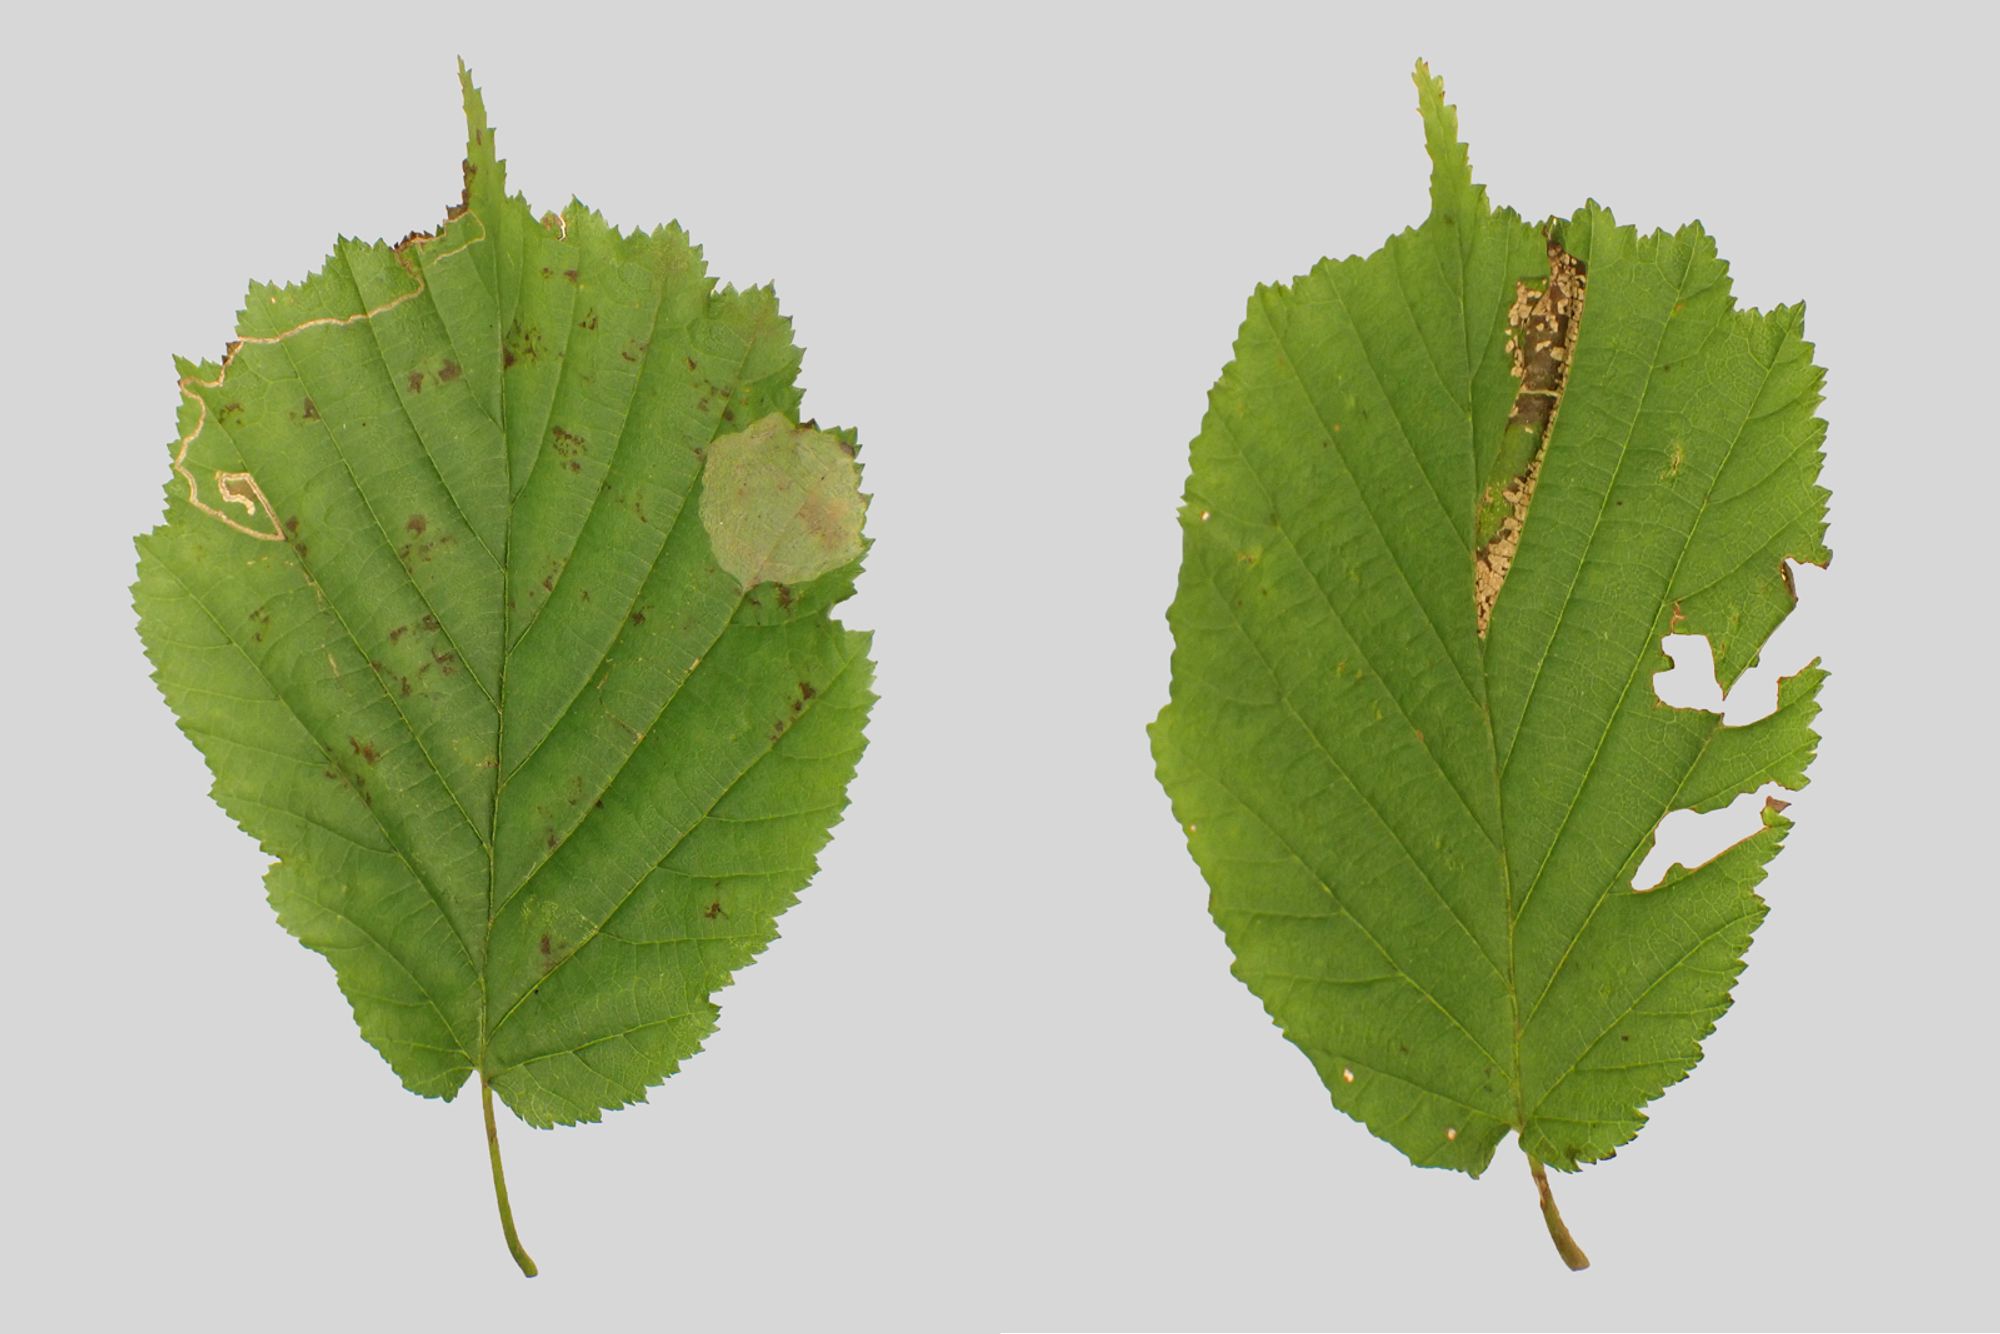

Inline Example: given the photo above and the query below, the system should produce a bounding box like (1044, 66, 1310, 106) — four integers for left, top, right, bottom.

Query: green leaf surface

(134, 67, 873, 1272)
(1149, 62, 1828, 1267)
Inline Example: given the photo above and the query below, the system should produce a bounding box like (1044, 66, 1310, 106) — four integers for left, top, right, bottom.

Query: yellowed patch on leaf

(700, 414, 865, 590)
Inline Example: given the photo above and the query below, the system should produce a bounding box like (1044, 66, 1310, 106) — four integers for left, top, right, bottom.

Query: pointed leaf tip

(456, 61, 503, 211)
(1413, 60, 1484, 222)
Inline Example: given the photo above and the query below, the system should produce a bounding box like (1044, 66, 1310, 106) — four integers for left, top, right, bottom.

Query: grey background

(3, 2, 1993, 1329)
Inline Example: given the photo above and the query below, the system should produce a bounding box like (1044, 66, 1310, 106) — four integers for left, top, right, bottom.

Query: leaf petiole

(1526, 1149, 1591, 1271)
(482, 1074, 538, 1277)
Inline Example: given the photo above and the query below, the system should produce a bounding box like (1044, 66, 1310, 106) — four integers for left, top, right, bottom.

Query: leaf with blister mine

(1149, 61, 1829, 1269)
(133, 65, 874, 1275)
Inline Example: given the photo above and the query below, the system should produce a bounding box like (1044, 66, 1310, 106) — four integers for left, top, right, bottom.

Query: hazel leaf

(1149, 61, 1829, 1269)
(133, 64, 874, 1275)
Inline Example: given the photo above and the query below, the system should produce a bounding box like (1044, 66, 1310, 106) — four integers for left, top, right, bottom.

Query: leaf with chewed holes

(1149, 62, 1829, 1269)
(133, 65, 873, 1275)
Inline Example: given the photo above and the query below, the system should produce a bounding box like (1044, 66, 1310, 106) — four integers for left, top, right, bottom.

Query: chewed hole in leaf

(1640, 605, 1821, 889)
(1652, 634, 1725, 713)
(1632, 786, 1786, 891)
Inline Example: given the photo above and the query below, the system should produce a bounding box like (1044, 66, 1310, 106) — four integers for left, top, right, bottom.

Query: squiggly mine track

(171, 211, 489, 540)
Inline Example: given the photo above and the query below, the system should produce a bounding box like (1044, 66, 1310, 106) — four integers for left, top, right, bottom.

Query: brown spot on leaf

(407, 371, 425, 393)
(505, 322, 545, 366)
(437, 359, 461, 383)
(406, 514, 427, 535)
(301, 398, 319, 421)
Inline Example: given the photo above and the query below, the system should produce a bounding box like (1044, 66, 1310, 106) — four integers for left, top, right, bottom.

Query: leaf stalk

(1526, 1149, 1591, 1271)
(482, 1074, 539, 1277)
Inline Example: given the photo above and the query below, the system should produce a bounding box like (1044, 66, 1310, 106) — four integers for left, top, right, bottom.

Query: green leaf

(133, 65, 873, 1275)
(1148, 61, 1829, 1269)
